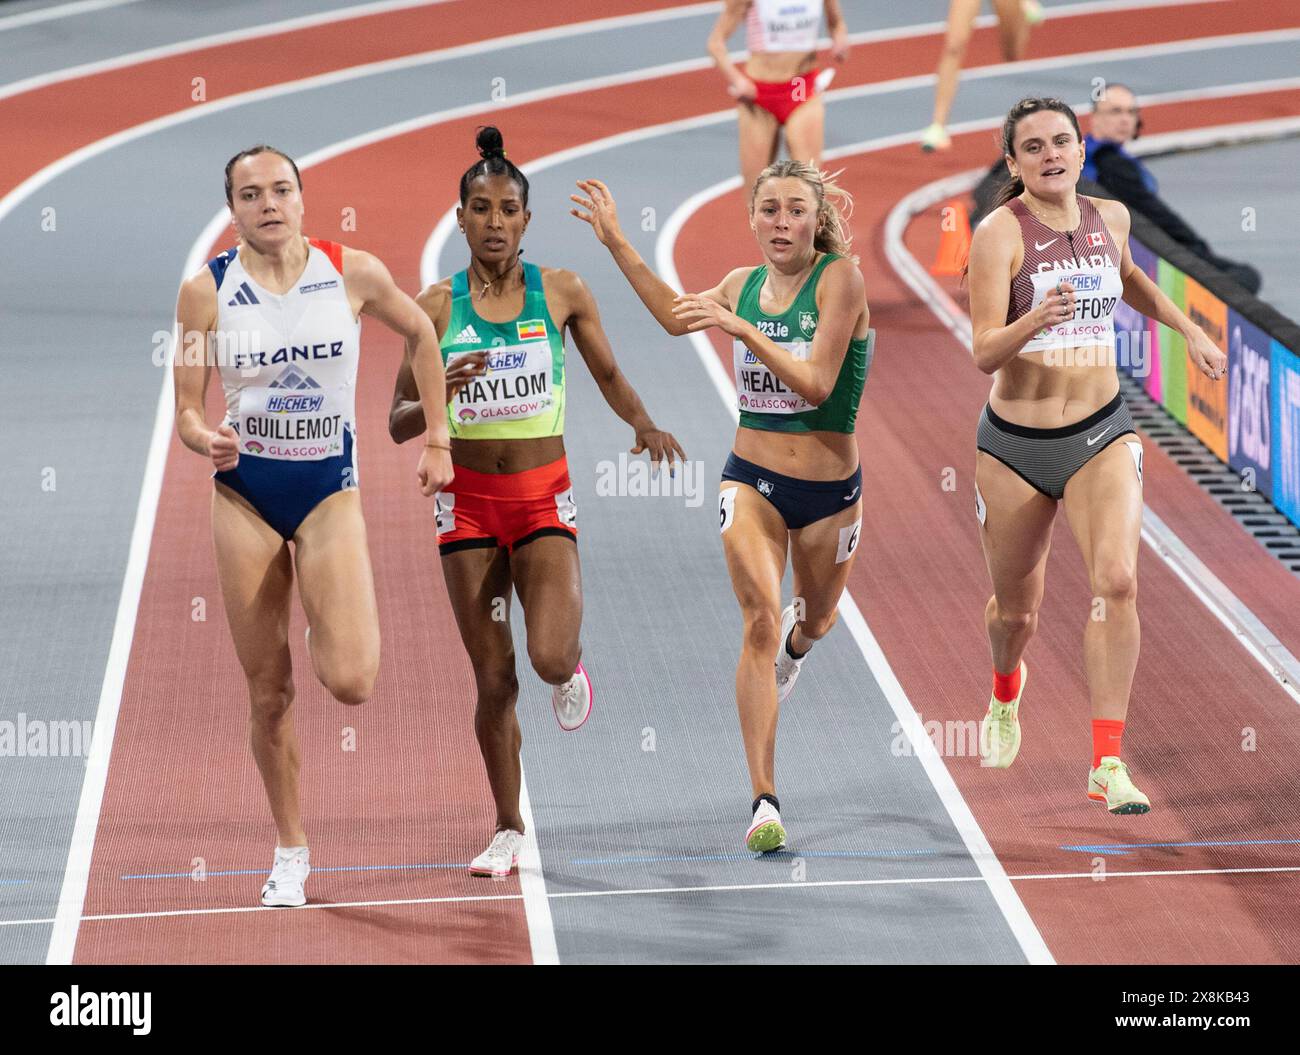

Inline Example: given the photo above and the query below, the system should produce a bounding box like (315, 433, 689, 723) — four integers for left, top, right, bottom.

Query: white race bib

(1022, 266, 1123, 354)
(237, 385, 347, 460)
(733, 340, 816, 415)
(449, 342, 554, 426)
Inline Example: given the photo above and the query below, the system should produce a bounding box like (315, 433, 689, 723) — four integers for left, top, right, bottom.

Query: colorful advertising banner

(1227, 310, 1273, 498)
(1271, 341, 1300, 526)
(1156, 259, 1188, 424)
(1184, 276, 1229, 460)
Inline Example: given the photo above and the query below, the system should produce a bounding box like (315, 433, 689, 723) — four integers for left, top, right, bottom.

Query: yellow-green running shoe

(746, 800, 787, 853)
(920, 122, 951, 152)
(1088, 756, 1151, 814)
(980, 661, 1027, 768)
(1022, 1, 1045, 25)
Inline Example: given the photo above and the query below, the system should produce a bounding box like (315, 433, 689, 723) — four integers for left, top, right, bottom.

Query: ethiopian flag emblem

(516, 319, 547, 341)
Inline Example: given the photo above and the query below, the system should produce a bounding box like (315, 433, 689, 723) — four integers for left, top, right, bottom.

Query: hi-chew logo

(266, 394, 324, 413)
(1065, 273, 1103, 292)
(485, 350, 528, 370)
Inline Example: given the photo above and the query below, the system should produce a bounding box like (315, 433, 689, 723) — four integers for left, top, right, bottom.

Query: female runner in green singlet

(573, 159, 871, 853)
(390, 126, 686, 878)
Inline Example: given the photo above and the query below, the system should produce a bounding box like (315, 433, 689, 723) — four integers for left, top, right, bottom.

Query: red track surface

(674, 87, 1300, 965)
(51, 0, 1300, 963)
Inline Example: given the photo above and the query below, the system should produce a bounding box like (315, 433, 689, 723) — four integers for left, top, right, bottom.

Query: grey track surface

(1, 0, 1291, 962)
(1144, 135, 1300, 324)
(0, 0, 387, 87)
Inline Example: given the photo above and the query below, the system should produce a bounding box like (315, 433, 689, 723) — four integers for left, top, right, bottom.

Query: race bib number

(1023, 266, 1122, 354)
(733, 340, 815, 415)
(449, 343, 553, 425)
(237, 385, 347, 460)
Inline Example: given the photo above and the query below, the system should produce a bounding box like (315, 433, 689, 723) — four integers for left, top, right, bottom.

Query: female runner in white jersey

(573, 161, 871, 852)
(967, 99, 1225, 812)
(174, 146, 453, 906)
(708, 0, 850, 191)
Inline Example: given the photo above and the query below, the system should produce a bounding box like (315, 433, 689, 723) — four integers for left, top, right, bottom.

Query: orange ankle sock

(1092, 719, 1125, 767)
(992, 664, 1021, 703)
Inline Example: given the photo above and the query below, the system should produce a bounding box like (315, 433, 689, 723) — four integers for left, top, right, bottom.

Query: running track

(2, 0, 1299, 964)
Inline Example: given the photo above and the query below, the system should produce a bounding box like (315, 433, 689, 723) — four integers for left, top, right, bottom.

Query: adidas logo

(452, 324, 481, 344)
(227, 281, 260, 307)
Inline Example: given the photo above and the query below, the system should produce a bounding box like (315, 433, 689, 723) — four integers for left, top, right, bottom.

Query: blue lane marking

(1062, 837, 1300, 857)
(0, 879, 31, 886)
(120, 862, 467, 880)
(570, 849, 941, 866)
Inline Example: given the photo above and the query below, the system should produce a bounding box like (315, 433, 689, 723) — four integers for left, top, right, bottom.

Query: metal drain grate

(1120, 374, 1300, 577)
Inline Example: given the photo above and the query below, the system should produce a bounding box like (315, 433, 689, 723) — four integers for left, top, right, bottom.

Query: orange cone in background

(930, 198, 972, 276)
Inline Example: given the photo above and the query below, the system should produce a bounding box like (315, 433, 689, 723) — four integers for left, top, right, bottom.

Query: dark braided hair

(990, 97, 1083, 210)
(224, 144, 301, 205)
(458, 126, 529, 208)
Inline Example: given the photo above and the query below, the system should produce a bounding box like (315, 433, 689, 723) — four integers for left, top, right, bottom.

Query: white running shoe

(469, 829, 524, 878)
(551, 662, 593, 731)
(774, 605, 807, 704)
(920, 122, 952, 152)
(746, 800, 787, 853)
(261, 846, 309, 907)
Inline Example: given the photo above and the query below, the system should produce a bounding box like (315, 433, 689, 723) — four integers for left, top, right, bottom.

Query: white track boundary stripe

(881, 117, 1300, 708)
(43, 204, 233, 965)
(0, 0, 144, 32)
(0, 0, 1216, 102)
(0, 2, 719, 101)
(39, 11, 1295, 963)
(13, 862, 1300, 931)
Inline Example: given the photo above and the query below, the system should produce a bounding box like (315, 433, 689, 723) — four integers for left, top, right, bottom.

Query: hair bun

(475, 125, 506, 160)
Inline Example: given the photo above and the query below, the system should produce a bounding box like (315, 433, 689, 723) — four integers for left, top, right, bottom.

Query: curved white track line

(0, 1, 714, 101)
(0, 0, 143, 32)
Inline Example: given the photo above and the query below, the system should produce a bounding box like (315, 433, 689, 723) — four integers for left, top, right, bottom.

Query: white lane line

(13, 862, 1300, 931)
(881, 117, 1300, 708)
(42, 206, 233, 966)
(0, 0, 1209, 101)
(0, 2, 720, 101)
(0, 0, 144, 32)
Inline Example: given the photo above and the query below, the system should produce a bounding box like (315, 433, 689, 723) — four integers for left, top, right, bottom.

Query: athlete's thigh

(975, 451, 1059, 612)
(509, 534, 582, 658)
(1061, 437, 1144, 580)
(783, 94, 825, 167)
(719, 481, 788, 615)
(989, 0, 1028, 56)
(211, 482, 294, 680)
(441, 545, 516, 674)
(737, 102, 781, 185)
(788, 497, 861, 621)
(292, 489, 380, 672)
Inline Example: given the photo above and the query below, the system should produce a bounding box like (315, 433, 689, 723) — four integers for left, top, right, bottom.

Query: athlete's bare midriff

(733, 426, 858, 479)
(744, 51, 817, 83)
(989, 354, 1122, 429)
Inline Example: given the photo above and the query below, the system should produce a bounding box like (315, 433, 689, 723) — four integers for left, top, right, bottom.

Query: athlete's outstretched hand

(631, 426, 688, 477)
(570, 179, 625, 247)
(445, 350, 489, 402)
(1186, 325, 1227, 381)
(417, 445, 453, 497)
(209, 423, 239, 472)
(672, 293, 743, 337)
